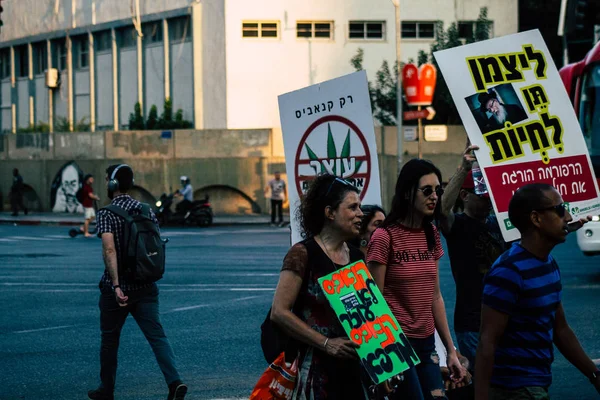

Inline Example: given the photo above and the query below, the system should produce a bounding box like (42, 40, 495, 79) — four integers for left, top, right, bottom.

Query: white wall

(201, 0, 227, 129)
(224, 0, 518, 129)
(96, 52, 113, 128)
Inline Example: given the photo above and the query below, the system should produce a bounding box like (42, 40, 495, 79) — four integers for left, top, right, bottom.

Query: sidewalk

(0, 211, 283, 227)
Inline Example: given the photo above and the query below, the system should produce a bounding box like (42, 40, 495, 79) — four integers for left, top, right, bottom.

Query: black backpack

(103, 204, 166, 282)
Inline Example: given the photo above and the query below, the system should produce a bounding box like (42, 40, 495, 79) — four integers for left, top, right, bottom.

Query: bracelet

(323, 338, 329, 349)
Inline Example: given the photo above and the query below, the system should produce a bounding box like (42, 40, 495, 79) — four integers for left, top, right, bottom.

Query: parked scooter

(155, 193, 213, 227)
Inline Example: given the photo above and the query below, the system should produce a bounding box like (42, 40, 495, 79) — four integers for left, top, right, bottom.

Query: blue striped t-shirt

(482, 242, 562, 389)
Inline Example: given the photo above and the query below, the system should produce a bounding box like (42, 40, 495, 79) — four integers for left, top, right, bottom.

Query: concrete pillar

(66, 35, 74, 131)
(192, 3, 203, 129)
(111, 28, 119, 131)
(47, 40, 53, 133)
(28, 43, 34, 127)
(89, 32, 96, 132)
(137, 28, 143, 115)
(163, 19, 170, 101)
(10, 46, 15, 134)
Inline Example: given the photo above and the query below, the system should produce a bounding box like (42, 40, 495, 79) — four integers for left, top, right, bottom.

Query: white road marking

(225, 273, 279, 277)
(14, 325, 75, 334)
(564, 284, 600, 289)
(7, 236, 58, 241)
(166, 295, 263, 313)
(0, 238, 17, 242)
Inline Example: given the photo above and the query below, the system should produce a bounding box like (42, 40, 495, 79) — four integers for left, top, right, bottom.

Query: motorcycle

(155, 193, 213, 227)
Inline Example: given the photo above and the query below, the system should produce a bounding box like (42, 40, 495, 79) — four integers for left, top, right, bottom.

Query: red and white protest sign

(434, 30, 600, 241)
(278, 71, 382, 244)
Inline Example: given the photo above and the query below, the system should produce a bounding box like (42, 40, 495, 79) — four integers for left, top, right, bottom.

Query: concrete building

(0, 0, 518, 134)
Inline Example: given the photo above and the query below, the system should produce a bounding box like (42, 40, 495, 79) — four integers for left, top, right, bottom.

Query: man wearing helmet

(175, 176, 193, 213)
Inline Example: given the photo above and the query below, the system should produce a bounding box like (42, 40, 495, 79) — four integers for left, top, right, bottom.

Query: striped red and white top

(367, 223, 444, 339)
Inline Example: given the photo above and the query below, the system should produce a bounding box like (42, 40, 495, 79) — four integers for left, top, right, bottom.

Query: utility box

(45, 68, 59, 88)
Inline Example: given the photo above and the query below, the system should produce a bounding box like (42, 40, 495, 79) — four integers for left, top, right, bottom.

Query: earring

(360, 239, 368, 247)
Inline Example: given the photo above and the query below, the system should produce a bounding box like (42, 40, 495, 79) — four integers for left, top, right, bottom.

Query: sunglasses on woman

(535, 203, 567, 218)
(417, 185, 444, 198)
(325, 177, 352, 197)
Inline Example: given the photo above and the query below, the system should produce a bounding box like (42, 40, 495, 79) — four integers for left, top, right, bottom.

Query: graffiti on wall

(16, 133, 51, 151)
(51, 161, 84, 213)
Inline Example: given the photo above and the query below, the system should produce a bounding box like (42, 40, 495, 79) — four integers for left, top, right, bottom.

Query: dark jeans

(490, 385, 549, 400)
(98, 284, 180, 392)
(456, 331, 479, 373)
(390, 335, 447, 400)
(10, 192, 27, 214)
(271, 199, 283, 223)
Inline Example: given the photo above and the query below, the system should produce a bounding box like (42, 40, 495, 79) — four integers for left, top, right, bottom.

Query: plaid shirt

(96, 194, 160, 292)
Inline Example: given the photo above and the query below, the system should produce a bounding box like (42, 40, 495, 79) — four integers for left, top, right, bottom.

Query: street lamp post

(392, 0, 403, 174)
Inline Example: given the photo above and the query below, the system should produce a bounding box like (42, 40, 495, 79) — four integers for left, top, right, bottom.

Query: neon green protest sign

(318, 260, 420, 385)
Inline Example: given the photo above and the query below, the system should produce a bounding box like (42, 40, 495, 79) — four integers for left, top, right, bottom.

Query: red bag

(250, 352, 298, 400)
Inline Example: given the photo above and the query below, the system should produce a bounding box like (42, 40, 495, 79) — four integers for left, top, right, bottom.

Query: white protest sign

(434, 30, 600, 242)
(278, 71, 382, 244)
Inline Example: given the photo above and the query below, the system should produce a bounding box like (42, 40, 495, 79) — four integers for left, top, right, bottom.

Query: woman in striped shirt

(367, 159, 466, 400)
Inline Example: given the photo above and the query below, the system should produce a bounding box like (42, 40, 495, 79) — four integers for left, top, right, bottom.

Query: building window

(57, 40, 67, 70)
(242, 21, 279, 38)
(170, 16, 191, 42)
(458, 20, 494, 41)
(74, 36, 89, 69)
(297, 21, 333, 39)
(119, 26, 138, 49)
(16, 46, 28, 77)
(96, 30, 112, 52)
(349, 21, 385, 40)
(401, 21, 436, 39)
(143, 22, 163, 44)
(33, 42, 48, 75)
(0, 49, 10, 79)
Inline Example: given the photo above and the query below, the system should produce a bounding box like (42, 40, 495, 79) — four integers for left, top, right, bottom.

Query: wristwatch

(590, 369, 600, 384)
(112, 284, 120, 291)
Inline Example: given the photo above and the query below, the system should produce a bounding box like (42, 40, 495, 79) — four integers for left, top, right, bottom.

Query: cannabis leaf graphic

(304, 123, 364, 176)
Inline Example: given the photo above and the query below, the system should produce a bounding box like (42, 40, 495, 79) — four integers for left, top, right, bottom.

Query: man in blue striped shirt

(475, 183, 600, 399)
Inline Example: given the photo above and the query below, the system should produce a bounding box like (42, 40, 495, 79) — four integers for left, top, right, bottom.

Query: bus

(559, 39, 600, 255)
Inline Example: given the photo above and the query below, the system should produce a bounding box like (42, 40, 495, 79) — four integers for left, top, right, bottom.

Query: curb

(0, 219, 277, 227)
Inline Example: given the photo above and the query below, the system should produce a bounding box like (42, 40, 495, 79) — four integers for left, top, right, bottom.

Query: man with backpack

(88, 164, 187, 400)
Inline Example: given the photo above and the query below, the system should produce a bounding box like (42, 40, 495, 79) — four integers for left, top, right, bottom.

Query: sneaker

(88, 388, 114, 400)
(278, 222, 286, 227)
(269, 223, 276, 227)
(167, 381, 188, 400)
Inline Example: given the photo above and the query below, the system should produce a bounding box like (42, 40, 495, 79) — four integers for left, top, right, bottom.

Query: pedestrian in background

(88, 164, 187, 400)
(349, 204, 386, 257)
(439, 144, 508, 372)
(368, 159, 467, 400)
(475, 183, 599, 400)
(265, 171, 287, 227)
(10, 168, 28, 216)
(270, 174, 369, 399)
(81, 174, 100, 238)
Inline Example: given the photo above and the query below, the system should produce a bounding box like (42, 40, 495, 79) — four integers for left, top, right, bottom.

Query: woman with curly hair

(270, 174, 369, 399)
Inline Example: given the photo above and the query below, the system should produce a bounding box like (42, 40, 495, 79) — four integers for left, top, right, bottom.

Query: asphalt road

(0, 224, 599, 400)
